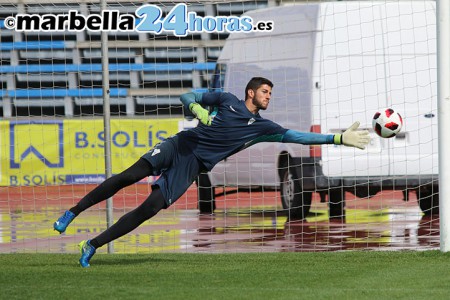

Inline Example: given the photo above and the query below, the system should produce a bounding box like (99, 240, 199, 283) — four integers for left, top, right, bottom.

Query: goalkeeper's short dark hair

(245, 77, 274, 97)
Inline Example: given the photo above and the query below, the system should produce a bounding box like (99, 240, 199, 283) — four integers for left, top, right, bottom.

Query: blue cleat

(79, 240, 96, 268)
(53, 210, 75, 234)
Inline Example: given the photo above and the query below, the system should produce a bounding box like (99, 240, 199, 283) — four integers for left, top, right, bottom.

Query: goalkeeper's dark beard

(252, 97, 268, 110)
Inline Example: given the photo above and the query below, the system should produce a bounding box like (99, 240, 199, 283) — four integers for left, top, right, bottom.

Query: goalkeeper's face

(251, 84, 272, 110)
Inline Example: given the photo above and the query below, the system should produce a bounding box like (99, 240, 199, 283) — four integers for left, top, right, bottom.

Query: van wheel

(280, 165, 312, 220)
(417, 185, 439, 215)
(328, 187, 345, 219)
(197, 173, 216, 214)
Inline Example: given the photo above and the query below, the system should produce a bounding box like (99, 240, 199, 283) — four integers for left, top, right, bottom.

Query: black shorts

(141, 135, 202, 207)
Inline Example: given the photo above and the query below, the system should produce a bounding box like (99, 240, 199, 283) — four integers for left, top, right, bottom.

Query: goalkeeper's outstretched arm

(282, 122, 370, 150)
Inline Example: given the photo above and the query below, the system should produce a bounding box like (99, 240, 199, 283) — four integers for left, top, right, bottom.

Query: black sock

(90, 188, 166, 249)
(69, 158, 153, 217)
(89, 239, 100, 249)
(69, 205, 82, 216)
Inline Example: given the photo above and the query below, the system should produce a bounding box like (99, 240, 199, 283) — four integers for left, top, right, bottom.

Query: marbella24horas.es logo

(3, 3, 273, 36)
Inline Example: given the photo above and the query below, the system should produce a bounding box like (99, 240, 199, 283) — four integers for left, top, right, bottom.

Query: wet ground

(0, 185, 440, 253)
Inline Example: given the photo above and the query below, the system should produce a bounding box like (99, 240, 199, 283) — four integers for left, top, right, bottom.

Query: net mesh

(0, 0, 440, 254)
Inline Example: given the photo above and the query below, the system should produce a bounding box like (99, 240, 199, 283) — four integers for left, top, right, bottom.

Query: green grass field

(1, 251, 449, 299)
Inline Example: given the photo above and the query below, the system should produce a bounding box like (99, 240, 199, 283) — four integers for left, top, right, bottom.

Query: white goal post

(437, 0, 450, 253)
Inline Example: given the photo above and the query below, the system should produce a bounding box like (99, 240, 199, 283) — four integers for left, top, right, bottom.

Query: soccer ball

(372, 108, 403, 138)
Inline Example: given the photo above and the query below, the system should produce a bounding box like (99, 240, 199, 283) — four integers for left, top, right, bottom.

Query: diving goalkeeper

(53, 77, 370, 267)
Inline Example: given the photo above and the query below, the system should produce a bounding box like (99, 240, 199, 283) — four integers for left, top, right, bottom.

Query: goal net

(0, 0, 440, 254)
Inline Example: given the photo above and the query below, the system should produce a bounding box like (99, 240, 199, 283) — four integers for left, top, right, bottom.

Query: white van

(196, 1, 438, 219)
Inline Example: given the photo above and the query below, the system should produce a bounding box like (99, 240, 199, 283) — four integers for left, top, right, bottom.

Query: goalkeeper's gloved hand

(334, 121, 370, 150)
(189, 103, 212, 126)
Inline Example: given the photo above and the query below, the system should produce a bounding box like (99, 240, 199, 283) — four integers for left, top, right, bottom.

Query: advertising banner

(1, 118, 182, 186)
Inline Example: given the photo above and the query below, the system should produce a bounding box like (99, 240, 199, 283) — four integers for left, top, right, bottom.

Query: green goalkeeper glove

(189, 103, 212, 126)
(334, 121, 370, 150)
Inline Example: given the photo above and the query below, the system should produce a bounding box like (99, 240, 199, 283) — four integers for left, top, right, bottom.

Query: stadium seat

(215, 1, 267, 14)
(14, 98, 67, 108)
(135, 96, 180, 106)
(144, 48, 197, 63)
(19, 49, 75, 64)
(74, 97, 129, 106)
(206, 47, 222, 60)
(26, 4, 82, 14)
(0, 50, 11, 65)
(82, 49, 138, 63)
(0, 41, 71, 51)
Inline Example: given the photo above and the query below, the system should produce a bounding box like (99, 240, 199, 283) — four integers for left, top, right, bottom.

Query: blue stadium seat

(1, 88, 127, 98)
(0, 41, 71, 51)
(0, 62, 216, 74)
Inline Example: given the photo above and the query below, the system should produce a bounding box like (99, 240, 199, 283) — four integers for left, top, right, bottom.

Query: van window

(210, 63, 226, 92)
